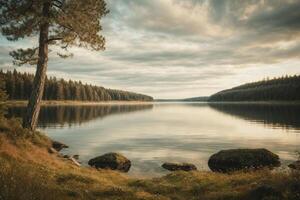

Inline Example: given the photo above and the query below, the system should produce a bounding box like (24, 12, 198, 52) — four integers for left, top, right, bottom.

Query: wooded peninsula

(0, 70, 153, 102)
(209, 75, 300, 102)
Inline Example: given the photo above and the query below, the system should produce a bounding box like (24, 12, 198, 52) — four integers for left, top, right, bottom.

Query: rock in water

(208, 148, 280, 173)
(162, 162, 197, 171)
(63, 155, 70, 159)
(288, 161, 300, 170)
(52, 140, 69, 152)
(88, 152, 131, 172)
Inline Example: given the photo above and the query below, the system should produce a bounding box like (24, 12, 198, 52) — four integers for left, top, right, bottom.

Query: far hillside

(209, 75, 300, 102)
(183, 96, 209, 102)
(155, 96, 209, 102)
(1, 70, 153, 102)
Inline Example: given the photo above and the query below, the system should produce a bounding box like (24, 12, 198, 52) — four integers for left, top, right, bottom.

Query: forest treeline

(0, 70, 153, 101)
(209, 75, 300, 101)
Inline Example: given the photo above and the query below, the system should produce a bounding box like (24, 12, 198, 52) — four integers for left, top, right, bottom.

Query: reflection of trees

(6, 105, 153, 128)
(209, 103, 300, 130)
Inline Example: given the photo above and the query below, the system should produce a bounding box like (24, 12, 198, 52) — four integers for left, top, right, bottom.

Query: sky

(0, 0, 300, 99)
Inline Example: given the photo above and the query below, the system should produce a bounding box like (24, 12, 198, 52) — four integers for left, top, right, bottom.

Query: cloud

(0, 0, 300, 98)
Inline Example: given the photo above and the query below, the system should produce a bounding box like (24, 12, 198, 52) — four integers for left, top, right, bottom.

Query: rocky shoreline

(50, 140, 300, 174)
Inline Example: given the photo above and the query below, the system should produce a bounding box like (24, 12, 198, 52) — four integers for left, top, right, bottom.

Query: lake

(7, 102, 300, 177)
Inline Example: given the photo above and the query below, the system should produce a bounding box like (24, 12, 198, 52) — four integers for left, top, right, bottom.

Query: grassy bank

(3, 100, 154, 107)
(0, 118, 299, 200)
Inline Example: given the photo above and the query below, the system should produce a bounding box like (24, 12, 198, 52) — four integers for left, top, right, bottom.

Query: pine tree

(0, 0, 109, 130)
(1, 70, 154, 103)
(0, 76, 8, 117)
(56, 80, 64, 100)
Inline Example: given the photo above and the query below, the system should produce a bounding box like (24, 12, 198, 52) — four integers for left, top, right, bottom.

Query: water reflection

(208, 103, 300, 131)
(5, 103, 300, 177)
(6, 104, 154, 128)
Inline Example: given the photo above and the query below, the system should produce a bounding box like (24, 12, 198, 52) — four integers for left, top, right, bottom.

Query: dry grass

(129, 170, 300, 200)
(0, 118, 300, 200)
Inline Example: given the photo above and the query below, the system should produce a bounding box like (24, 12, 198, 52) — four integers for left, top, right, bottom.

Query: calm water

(7, 102, 300, 177)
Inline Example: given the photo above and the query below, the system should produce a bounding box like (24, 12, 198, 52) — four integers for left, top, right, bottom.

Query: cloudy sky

(0, 0, 300, 99)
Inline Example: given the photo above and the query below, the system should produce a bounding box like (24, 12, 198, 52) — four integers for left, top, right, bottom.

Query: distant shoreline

(3, 100, 155, 106)
(2, 100, 300, 107)
(207, 101, 300, 105)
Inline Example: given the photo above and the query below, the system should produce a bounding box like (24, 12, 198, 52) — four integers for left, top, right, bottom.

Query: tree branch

(9, 47, 39, 66)
(47, 37, 63, 43)
(51, 0, 65, 11)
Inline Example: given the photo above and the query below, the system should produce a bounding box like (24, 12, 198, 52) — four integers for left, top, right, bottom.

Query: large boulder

(208, 148, 280, 173)
(162, 162, 197, 171)
(288, 161, 300, 170)
(88, 152, 131, 172)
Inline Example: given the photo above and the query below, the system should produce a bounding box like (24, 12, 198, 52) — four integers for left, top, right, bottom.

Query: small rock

(208, 148, 281, 173)
(288, 161, 300, 170)
(52, 140, 68, 152)
(72, 155, 79, 160)
(57, 153, 64, 158)
(63, 155, 70, 159)
(162, 162, 197, 171)
(69, 157, 81, 167)
(88, 152, 131, 172)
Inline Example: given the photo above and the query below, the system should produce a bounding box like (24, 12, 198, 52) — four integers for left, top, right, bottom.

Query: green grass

(0, 118, 300, 200)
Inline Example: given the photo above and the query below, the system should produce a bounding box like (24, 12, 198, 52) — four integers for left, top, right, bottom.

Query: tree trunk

(23, 2, 50, 130)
